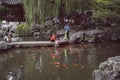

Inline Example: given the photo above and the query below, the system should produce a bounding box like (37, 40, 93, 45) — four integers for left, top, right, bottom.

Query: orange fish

(41, 47, 45, 49)
(62, 64, 67, 67)
(22, 61, 26, 64)
(32, 56, 36, 60)
(73, 63, 79, 67)
(48, 48, 51, 50)
(80, 65, 85, 69)
(65, 66, 69, 69)
(54, 61, 60, 65)
(93, 48, 96, 50)
(61, 64, 69, 69)
(55, 65, 60, 68)
(10, 55, 13, 58)
(50, 53, 56, 60)
(107, 46, 110, 48)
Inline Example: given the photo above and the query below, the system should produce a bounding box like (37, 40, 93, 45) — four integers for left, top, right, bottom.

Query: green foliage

(21, 0, 120, 26)
(0, 6, 7, 15)
(95, 0, 113, 5)
(0, 6, 6, 11)
(93, 0, 120, 22)
(95, 0, 120, 13)
(22, 0, 95, 25)
(93, 9, 116, 18)
(16, 23, 30, 36)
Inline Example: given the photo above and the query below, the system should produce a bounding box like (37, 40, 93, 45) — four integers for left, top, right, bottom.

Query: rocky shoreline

(0, 41, 11, 51)
(57, 28, 120, 43)
(1, 27, 120, 51)
(93, 56, 120, 80)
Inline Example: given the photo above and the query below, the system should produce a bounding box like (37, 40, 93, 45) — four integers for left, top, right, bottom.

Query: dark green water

(0, 43, 120, 80)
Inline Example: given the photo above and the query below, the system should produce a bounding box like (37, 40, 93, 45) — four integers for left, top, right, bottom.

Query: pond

(0, 42, 120, 80)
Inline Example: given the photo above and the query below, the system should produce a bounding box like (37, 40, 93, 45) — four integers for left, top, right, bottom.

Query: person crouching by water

(55, 38, 61, 47)
(4, 34, 12, 43)
(50, 33, 57, 42)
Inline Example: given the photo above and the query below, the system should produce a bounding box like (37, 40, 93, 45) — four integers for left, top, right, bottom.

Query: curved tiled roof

(1, 0, 21, 5)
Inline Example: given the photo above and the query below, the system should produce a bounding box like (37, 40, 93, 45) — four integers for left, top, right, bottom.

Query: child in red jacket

(50, 33, 56, 42)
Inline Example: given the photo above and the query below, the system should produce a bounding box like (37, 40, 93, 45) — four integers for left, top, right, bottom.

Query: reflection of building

(0, 0, 25, 21)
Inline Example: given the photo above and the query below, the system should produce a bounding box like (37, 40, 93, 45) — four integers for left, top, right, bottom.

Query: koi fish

(55, 65, 60, 68)
(80, 65, 85, 69)
(53, 61, 60, 65)
(73, 63, 79, 67)
(62, 64, 67, 67)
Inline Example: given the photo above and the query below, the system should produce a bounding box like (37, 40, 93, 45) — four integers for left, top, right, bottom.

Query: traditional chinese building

(0, 0, 25, 21)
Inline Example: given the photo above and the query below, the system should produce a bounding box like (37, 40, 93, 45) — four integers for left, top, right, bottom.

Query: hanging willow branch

(21, 0, 95, 26)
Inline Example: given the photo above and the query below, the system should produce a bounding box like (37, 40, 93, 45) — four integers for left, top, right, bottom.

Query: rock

(31, 23, 42, 33)
(86, 30, 103, 36)
(88, 37, 95, 43)
(0, 41, 11, 51)
(0, 30, 5, 37)
(56, 29, 65, 36)
(11, 37, 22, 42)
(10, 23, 19, 33)
(43, 29, 52, 35)
(111, 23, 118, 27)
(69, 29, 120, 43)
(93, 56, 120, 80)
(69, 30, 103, 43)
(100, 31, 120, 42)
(33, 32, 40, 36)
(69, 31, 84, 43)
(12, 33, 19, 37)
(0, 30, 2, 37)
(7, 66, 23, 80)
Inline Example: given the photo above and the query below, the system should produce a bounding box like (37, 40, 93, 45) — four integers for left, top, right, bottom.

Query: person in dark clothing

(81, 32, 86, 42)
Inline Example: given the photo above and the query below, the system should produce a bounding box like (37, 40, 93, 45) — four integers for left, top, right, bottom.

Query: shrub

(93, 10, 119, 21)
(16, 23, 30, 36)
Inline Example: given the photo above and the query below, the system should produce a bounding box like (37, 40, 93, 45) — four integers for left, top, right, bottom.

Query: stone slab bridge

(9, 41, 68, 47)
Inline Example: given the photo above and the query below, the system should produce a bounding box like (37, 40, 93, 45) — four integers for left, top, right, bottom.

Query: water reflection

(35, 55, 43, 73)
(0, 43, 120, 80)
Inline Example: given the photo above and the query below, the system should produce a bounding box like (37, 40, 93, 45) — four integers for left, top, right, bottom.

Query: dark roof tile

(1, 0, 21, 5)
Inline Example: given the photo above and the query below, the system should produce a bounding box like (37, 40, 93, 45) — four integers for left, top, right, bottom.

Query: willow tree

(22, 0, 96, 26)
(22, 0, 61, 25)
(78, 0, 96, 12)
(22, 0, 40, 25)
(59, 0, 95, 16)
